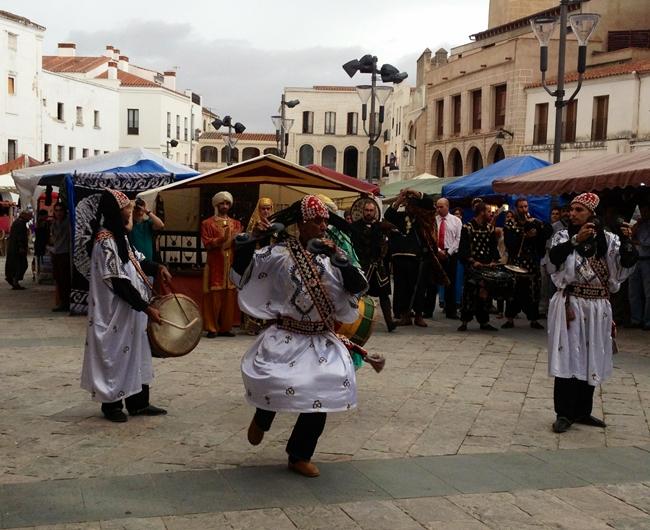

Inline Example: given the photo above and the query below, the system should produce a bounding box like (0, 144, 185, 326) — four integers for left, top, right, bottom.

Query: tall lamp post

(165, 138, 179, 159)
(342, 54, 407, 181)
(271, 94, 300, 158)
(530, 1, 600, 163)
(212, 115, 246, 165)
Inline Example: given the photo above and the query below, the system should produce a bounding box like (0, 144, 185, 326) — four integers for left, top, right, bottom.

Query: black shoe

(386, 321, 397, 333)
(103, 409, 128, 422)
(575, 415, 606, 428)
(52, 306, 69, 312)
(501, 321, 514, 329)
(552, 416, 572, 433)
(11, 284, 25, 290)
(446, 313, 459, 320)
(217, 331, 236, 337)
(480, 323, 498, 331)
(206, 331, 218, 338)
(129, 405, 167, 416)
(530, 321, 544, 330)
(457, 323, 468, 332)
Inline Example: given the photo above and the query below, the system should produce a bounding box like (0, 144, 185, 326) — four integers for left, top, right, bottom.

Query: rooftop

(43, 56, 109, 74)
(526, 57, 650, 88)
(200, 132, 277, 142)
(0, 9, 45, 31)
(95, 69, 160, 87)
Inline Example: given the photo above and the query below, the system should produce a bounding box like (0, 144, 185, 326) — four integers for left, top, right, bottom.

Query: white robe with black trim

(231, 242, 362, 413)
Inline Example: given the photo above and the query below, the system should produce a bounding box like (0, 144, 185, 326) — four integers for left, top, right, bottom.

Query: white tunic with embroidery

(81, 233, 153, 402)
(231, 242, 362, 413)
(547, 230, 634, 386)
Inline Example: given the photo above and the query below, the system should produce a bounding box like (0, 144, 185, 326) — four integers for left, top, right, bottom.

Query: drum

(147, 293, 203, 358)
(336, 296, 376, 347)
(504, 264, 529, 275)
(469, 266, 515, 300)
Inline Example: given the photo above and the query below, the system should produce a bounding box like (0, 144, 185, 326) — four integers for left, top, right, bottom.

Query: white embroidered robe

(81, 234, 153, 402)
(547, 230, 635, 386)
(231, 243, 363, 413)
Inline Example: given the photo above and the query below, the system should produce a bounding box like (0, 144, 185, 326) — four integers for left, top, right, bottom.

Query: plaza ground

(0, 273, 649, 529)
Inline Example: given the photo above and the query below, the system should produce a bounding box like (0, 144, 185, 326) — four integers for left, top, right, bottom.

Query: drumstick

(158, 317, 199, 330)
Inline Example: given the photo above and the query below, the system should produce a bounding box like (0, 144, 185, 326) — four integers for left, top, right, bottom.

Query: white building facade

(283, 86, 386, 180)
(0, 11, 44, 164)
(523, 55, 650, 160)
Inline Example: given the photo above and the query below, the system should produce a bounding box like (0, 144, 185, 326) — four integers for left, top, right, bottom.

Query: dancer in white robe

(231, 195, 368, 477)
(81, 189, 171, 422)
(546, 192, 637, 433)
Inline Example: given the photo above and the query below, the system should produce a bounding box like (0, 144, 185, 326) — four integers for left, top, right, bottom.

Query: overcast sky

(7, 0, 489, 131)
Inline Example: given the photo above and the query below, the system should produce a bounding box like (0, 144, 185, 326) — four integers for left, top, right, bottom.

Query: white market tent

(12, 147, 197, 206)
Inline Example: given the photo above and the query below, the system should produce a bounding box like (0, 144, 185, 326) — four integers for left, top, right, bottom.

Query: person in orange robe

(201, 191, 242, 337)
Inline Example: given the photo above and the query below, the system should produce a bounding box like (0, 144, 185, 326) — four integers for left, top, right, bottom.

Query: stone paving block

(445, 491, 541, 528)
(162, 512, 231, 530)
(338, 500, 425, 530)
(223, 507, 297, 530)
(548, 485, 650, 523)
(301, 462, 390, 505)
(395, 497, 478, 524)
(283, 504, 360, 529)
(352, 458, 459, 498)
(598, 482, 650, 514)
(32, 523, 102, 530)
(414, 454, 520, 494)
(99, 517, 167, 530)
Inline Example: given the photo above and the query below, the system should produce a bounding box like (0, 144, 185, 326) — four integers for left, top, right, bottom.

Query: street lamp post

(212, 115, 246, 165)
(271, 94, 299, 159)
(342, 55, 407, 181)
(531, 1, 600, 163)
(165, 138, 179, 159)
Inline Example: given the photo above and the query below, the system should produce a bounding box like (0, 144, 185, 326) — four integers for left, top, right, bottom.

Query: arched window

(242, 147, 260, 161)
(343, 146, 358, 178)
(263, 147, 279, 156)
(321, 145, 337, 170)
(299, 144, 314, 166)
(466, 147, 483, 173)
(487, 144, 505, 165)
(200, 146, 218, 163)
(221, 146, 239, 163)
(431, 150, 444, 177)
(448, 148, 463, 177)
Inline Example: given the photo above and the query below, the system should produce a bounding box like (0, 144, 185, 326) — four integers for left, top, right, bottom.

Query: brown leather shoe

(397, 315, 413, 326)
(414, 315, 428, 327)
(247, 419, 264, 446)
(288, 459, 320, 477)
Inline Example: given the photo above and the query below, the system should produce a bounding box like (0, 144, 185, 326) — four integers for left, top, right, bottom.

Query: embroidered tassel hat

(571, 192, 600, 213)
(108, 189, 130, 209)
(300, 195, 329, 222)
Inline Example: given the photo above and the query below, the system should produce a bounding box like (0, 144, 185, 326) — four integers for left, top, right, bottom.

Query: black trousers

(101, 385, 150, 415)
(437, 255, 458, 316)
(460, 278, 491, 324)
(553, 377, 595, 421)
(505, 273, 541, 321)
(392, 256, 428, 317)
(254, 408, 326, 462)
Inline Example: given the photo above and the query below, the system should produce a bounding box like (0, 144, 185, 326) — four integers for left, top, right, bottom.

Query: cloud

(68, 21, 372, 132)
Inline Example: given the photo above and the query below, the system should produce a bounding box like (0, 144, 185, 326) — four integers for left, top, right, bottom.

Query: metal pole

(227, 123, 232, 165)
(280, 94, 286, 158)
(166, 141, 169, 159)
(553, 0, 568, 164)
(368, 56, 378, 181)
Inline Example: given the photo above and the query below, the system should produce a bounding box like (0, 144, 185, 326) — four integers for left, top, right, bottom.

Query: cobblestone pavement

(1, 275, 649, 529)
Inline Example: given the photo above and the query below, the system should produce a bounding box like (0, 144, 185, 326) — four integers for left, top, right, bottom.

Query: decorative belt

(566, 284, 609, 299)
(275, 317, 328, 335)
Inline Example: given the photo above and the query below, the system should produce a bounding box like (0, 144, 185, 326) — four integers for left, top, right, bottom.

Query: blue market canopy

(442, 155, 551, 199)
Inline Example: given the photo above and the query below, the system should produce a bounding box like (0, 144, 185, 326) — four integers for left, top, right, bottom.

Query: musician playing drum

(457, 200, 500, 332)
(502, 197, 552, 330)
(81, 189, 172, 423)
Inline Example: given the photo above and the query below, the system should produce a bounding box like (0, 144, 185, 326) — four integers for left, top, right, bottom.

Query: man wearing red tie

(435, 198, 463, 319)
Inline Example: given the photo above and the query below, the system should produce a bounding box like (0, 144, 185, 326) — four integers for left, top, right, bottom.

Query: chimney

(118, 55, 129, 72)
(163, 70, 176, 91)
(434, 48, 448, 66)
(57, 42, 76, 57)
(112, 48, 120, 61)
(107, 61, 118, 80)
(103, 45, 114, 58)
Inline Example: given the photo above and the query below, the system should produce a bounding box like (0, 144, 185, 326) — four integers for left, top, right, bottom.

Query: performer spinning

(201, 191, 242, 338)
(547, 192, 637, 433)
(502, 198, 551, 329)
(457, 200, 500, 332)
(350, 198, 396, 331)
(81, 189, 172, 422)
(231, 195, 368, 477)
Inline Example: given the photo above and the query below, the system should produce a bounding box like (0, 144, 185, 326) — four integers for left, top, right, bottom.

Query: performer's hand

(437, 249, 447, 261)
(472, 261, 483, 269)
(619, 223, 632, 239)
(253, 218, 271, 236)
(159, 266, 172, 286)
(321, 238, 337, 255)
(576, 222, 595, 243)
(145, 305, 162, 324)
